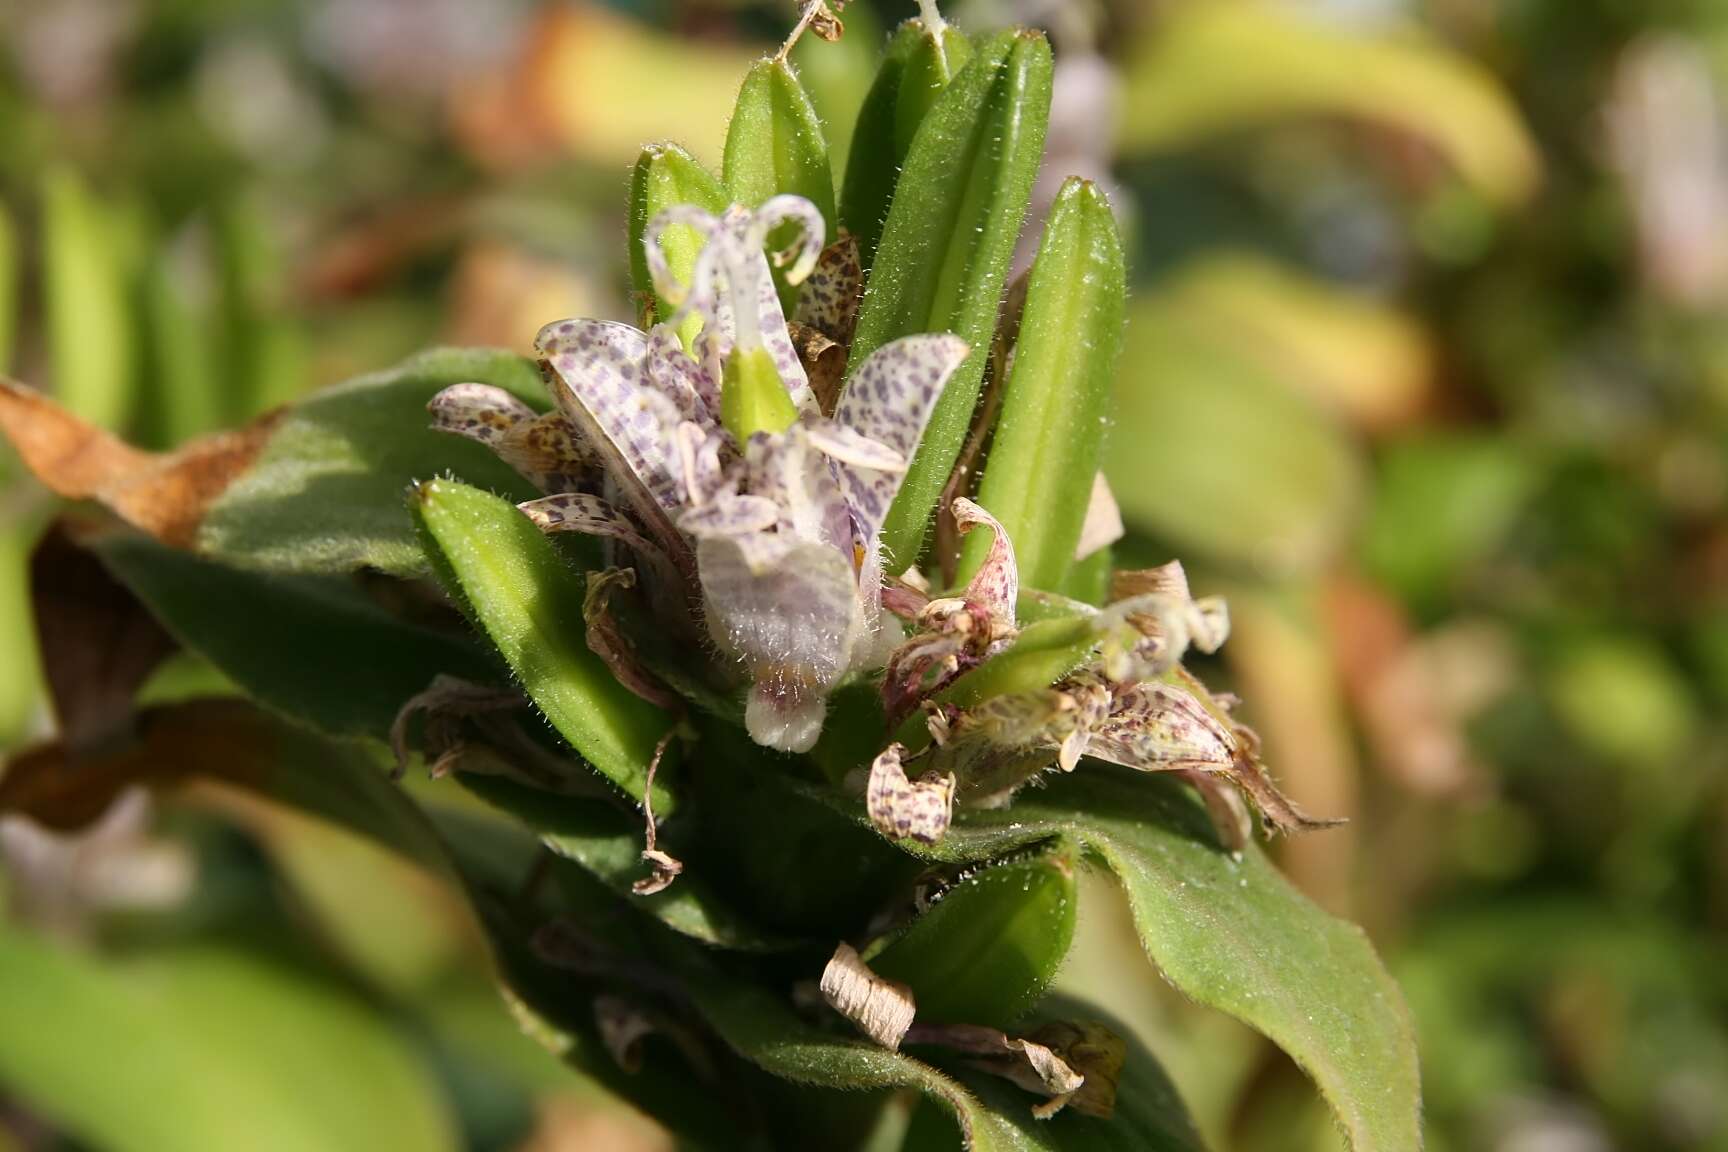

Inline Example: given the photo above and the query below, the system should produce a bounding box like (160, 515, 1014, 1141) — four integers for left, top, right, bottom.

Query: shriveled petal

(952, 497, 1019, 629)
(1110, 560, 1230, 656)
(536, 319, 690, 557)
(517, 493, 682, 595)
(792, 235, 862, 345)
(820, 942, 915, 1051)
(678, 493, 782, 538)
(497, 411, 595, 494)
(865, 743, 955, 844)
(1083, 680, 1236, 773)
(806, 419, 907, 472)
(429, 384, 592, 494)
(696, 532, 861, 752)
(832, 334, 970, 560)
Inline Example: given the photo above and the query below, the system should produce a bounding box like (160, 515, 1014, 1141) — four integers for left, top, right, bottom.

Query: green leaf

(629, 143, 729, 346)
(1119, 2, 1538, 205)
(455, 771, 780, 951)
(904, 769, 1420, 1152)
(0, 199, 16, 372)
(93, 529, 502, 740)
(903, 997, 1210, 1152)
(1106, 299, 1363, 576)
(213, 190, 306, 418)
(963, 178, 1125, 592)
(0, 933, 457, 1152)
(411, 477, 676, 814)
(869, 843, 1078, 1029)
(41, 165, 134, 431)
(846, 30, 1053, 569)
(723, 57, 837, 310)
(199, 348, 547, 576)
(839, 20, 973, 269)
(134, 233, 222, 449)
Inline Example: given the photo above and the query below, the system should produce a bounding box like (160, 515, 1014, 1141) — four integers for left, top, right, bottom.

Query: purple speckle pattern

(865, 743, 955, 844)
(792, 235, 863, 345)
(1085, 680, 1235, 773)
(804, 419, 906, 472)
(696, 532, 860, 749)
(428, 383, 536, 446)
(953, 498, 1019, 626)
(678, 493, 781, 539)
(832, 335, 970, 561)
(535, 318, 685, 515)
(645, 322, 719, 427)
(517, 492, 680, 591)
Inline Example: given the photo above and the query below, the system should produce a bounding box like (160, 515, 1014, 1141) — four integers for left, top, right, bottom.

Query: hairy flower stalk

(430, 195, 969, 752)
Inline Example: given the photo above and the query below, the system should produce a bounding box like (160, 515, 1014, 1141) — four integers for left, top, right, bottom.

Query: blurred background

(1, 0, 1726, 1149)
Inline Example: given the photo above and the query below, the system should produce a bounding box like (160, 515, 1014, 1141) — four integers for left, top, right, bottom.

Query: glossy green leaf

(840, 20, 973, 269)
(411, 477, 676, 813)
(199, 348, 546, 576)
(723, 57, 836, 310)
(846, 30, 1052, 569)
(93, 530, 502, 740)
(1106, 299, 1363, 576)
(870, 843, 1078, 1029)
(628, 142, 729, 345)
(963, 178, 1125, 591)
(896, 768, 1420, 1152)
(41, 166, 133, 431)
(1119, 2, 1538, 205)
(0, 933, 456, 1152)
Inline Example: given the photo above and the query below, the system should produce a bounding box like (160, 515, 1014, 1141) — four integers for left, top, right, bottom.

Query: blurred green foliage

(2, 0, 1727, 1149)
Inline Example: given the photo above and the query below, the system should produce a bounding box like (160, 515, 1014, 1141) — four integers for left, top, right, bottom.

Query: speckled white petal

(805, 419, 907, 472)
(535, 318, 687, 526)
(832, 334, 970, 559)
(678, 493, 782, 538)
(865, 743, 955, 844)
(1084, 681, 1236, 773)
(428, 382, 537, 445)
(696, 531, 861, 752)
(646, 322, 718, 427)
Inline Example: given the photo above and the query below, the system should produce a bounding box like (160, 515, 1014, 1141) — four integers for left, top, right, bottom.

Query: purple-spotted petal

(536, 318, 688, 537)
(428, 383, 537, 445)
(832, 334, 970, 560)
(696, 531, 861, 752)
(517, 492, 683, 594)
(678, 493, 782, 538)
(952, 497, 1018, 628)
(805, 419, 907, 472)
(646, 322, 718, 427)
(1083, 681, 1237, 773)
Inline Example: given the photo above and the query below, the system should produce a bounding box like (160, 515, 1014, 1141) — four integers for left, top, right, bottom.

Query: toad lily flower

(430, 195, 970, 754)
(868, 499, 1341, 850)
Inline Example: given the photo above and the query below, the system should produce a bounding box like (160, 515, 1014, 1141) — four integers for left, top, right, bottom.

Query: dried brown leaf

(0, 378, 279, 549)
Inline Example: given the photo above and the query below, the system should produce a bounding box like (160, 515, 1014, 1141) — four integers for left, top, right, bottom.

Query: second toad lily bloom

(430, 195, 969, 753)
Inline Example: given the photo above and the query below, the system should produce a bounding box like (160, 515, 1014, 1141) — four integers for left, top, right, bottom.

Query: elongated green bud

(960, 179, 1126, 592)
(840, 21, 974, 272)
(845, 30, 1053, 571)
(868, 842, 1077, 1028)
(412, 479, 677, 814)
(629, 143, 728, 348)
